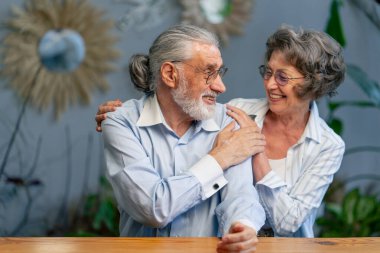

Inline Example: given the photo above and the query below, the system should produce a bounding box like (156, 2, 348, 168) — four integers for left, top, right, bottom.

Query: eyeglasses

(259, 65, 304, 86)
(172, 61, 228, 84)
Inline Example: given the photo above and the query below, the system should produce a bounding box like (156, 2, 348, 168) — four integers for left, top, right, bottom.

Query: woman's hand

(226, 104, 258, 129)
(95, 99, 122, 132)
(226, 104, 271, 181)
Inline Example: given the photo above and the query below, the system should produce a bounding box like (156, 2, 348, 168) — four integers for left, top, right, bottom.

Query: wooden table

(1, 237, 380, 253)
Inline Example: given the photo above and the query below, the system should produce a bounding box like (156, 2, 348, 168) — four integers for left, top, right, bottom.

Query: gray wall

(0, 0, 379, 235)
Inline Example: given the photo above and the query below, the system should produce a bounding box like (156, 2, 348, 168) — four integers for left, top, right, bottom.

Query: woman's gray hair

(129, 24, 219, 94)
(264, 25, 346, 100)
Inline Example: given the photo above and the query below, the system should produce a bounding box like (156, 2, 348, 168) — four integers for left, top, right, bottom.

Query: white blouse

(229, 98, 345, 237)
(269, 158, 287, 181)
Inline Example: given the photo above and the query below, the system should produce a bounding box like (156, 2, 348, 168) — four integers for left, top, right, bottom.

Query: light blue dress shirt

(229, 98, 345, 237)
(102, 94, 265, 237)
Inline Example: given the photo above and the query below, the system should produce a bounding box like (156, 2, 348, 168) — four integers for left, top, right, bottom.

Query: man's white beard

(171, 73, 217, 121)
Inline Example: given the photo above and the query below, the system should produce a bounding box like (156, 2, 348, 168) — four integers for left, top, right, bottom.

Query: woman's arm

(255, 139, 345, 236)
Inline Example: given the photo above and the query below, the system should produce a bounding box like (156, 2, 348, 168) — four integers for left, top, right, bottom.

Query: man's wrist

(209, 150, 227, 170)
(189, 155, 227, 199)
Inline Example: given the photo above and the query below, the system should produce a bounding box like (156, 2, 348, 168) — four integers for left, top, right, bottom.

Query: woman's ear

(161, 62, 178, 88)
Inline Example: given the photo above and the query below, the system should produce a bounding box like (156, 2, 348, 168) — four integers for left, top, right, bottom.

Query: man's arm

(215, 157, 265, 234)
(103, 109, 265, 228)
(215, 157, 265, 252)
(103, 113, 210, 228)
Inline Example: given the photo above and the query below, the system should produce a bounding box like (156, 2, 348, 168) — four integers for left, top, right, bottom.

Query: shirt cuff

(190, 155, 228, 200)
(238, 219, 258, 232)
(223, 219, 261, 236)
(256, 170, 287, 189)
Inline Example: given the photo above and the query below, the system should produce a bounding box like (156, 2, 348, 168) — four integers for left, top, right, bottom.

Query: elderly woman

(226, 26, 345, 237)
(95, 26, 345, 237)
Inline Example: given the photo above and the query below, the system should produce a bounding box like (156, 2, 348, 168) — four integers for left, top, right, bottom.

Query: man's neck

(156, 90, 193, 137)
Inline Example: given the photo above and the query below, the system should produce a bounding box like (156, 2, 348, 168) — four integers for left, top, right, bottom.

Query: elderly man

(101, 24, 265, 252)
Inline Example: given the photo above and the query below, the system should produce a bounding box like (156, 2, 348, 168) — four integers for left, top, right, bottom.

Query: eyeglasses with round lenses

(259, 65, 304, 86)
(172, 61, 228, 85)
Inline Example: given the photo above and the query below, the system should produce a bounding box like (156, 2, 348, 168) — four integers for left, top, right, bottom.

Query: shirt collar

(136, 94, 164, 127)
(195, 117, 220, 132)
(136, 94, 220, 132)
(302, 101, 322, 143)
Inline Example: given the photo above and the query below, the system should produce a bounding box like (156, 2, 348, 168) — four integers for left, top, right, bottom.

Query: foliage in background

(324, 0, 380, 136)
(65, 176, 119, 237)
(0, 0, 120, 236)
(317, 0, 380, 237)
(317, 189, 380, 237)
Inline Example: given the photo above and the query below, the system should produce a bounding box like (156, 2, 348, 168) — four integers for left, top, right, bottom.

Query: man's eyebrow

(205, 63, 223, 69)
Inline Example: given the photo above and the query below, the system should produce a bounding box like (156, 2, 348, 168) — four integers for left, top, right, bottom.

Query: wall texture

(0, 0, 379, 235)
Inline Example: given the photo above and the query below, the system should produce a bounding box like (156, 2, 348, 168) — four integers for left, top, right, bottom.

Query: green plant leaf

(325, 0, 346, 47)
(359, 225, 371, 237)
(325, 203, 342, 217)
(65, 230, 98, 237)
(83, 195, 98, 217)
(328, 117, 343, 135)
(92, 198, 117, 232)
(342, 188, 359, 224)
(320, 230, 345, 238)
(328, 101, 341, 112)
(329, 101, 376, 109)
(355, 196, 376, 221)
(346, 64, 380, 107)
(219, 1, 233, 18)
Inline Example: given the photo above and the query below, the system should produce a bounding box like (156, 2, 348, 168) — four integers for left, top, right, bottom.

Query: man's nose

(209, 76, 226, 94)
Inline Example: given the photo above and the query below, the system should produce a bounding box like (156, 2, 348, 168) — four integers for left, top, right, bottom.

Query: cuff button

(213, 183, 219, 190)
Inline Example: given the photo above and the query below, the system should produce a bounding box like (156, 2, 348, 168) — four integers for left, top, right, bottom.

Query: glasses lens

(259, 65, 265, 78)
(206, 67, 228, 84)
(219, 67, 228, 77)
(275, 71, 289, 86)
(259, 65, 272, 80)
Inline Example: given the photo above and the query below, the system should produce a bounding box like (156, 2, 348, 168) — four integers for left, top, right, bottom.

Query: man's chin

(192, 106, 215, 121)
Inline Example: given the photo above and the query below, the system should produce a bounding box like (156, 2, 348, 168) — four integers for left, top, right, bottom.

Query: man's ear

(161, 62, 178, 88)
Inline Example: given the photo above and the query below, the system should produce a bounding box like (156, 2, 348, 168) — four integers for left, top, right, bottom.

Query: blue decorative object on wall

(38, 29, 85, 72)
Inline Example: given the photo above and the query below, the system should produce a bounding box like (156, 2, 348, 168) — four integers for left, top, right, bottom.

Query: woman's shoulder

(309, 102, 345, 148)
(228, 98, 267, 114)
(319, 118, 345, 148)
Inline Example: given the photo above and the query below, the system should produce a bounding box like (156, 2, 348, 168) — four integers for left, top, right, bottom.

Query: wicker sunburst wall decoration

(179, 0, 255, 45)
(0, 0, 120, 119)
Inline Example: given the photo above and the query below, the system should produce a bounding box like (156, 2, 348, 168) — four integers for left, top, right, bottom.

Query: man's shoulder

(228, 98, 267, 114)
(105, 96, 146, 125)
(211, 102, 231, 127)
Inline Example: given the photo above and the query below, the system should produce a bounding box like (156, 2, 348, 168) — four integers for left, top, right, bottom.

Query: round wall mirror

(38, 29, 85, 73)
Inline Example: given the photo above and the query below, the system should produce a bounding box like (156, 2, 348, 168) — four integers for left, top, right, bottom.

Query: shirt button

(213, 183, 219, 190)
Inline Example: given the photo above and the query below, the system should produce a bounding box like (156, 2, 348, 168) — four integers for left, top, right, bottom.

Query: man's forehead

(191, 42, 222, 66)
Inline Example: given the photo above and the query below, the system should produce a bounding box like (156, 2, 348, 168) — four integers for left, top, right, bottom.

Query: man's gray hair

(129, 24, 219, 94)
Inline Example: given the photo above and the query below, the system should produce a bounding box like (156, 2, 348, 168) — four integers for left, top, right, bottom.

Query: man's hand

(217, 222, 258, 253)
(95, 99, 122, 132)
(209, 120, 265, 170)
